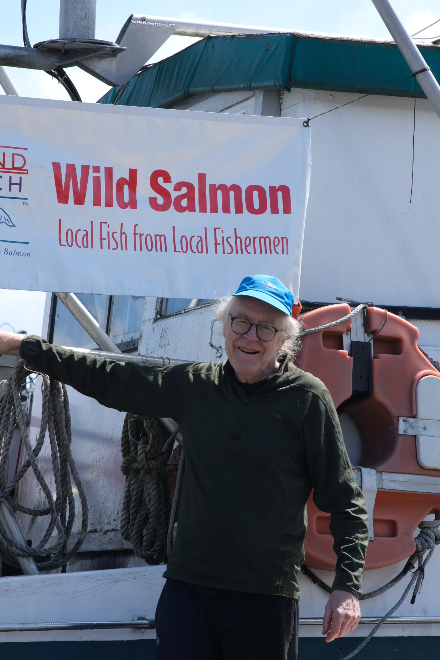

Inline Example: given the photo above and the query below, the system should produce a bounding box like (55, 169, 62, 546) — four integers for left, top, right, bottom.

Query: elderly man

(0, 274, 368, 660)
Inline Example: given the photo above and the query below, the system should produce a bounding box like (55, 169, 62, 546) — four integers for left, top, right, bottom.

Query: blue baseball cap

(233, 274, 294, 315)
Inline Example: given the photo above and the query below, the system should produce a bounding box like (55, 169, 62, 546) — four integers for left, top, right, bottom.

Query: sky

(0, 0, 439, 335)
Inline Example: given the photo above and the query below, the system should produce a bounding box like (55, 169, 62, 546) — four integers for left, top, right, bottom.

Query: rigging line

(112, 82, 130, 105)
(21, 0, 31, 48)
(369, 310, 388, 341)
(46, 68, 82, 103)
(411, 18, 440, 37)
(410, 76, 417, 204)
(21, 0, 81, 102)
(302, 68, 430, 127)
(412, 35, 440, 40)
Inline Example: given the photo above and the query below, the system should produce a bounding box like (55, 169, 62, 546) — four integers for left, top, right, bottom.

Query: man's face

(223, 296, 286, 384)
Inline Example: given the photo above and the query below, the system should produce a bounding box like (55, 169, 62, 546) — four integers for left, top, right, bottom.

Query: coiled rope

(302, 520, 440, 659)
(0, 361, 88, 570)
(120, 415, 183, 565)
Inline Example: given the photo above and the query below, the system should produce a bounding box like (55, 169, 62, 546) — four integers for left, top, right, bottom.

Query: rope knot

(120, 455, 138, 475)
(415, 520, 440, 553)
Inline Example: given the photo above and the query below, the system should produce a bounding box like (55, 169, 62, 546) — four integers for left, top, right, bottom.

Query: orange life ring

(296, 304, 440, 570)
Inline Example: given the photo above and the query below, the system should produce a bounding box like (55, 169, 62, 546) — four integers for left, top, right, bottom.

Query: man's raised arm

(0, 330, 195, 423)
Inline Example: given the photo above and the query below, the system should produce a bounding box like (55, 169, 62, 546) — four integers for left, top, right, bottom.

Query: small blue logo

(0, 209, 15, 228)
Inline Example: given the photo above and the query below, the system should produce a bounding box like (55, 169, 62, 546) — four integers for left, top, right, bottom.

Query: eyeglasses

(230, 316, 280, 342)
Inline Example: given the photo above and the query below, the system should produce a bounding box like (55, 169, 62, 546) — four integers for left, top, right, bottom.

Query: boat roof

(99, 31, 440, 109)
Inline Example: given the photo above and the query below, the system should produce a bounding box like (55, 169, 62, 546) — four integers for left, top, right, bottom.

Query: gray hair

(215, 296, 302, 360)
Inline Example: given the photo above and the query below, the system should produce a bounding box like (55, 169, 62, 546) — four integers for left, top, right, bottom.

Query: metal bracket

(399, 417, 440, 437)
(360, 467, 377, 541)
(399, 416, 440, 470)
(353, 468, 440, 493)
(209, 319, 223, 358)
(351, 341, 372, 394)
(78, 15, 175, 86)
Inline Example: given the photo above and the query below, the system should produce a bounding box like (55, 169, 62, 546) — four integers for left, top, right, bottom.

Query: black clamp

(413, 66, 430, 76)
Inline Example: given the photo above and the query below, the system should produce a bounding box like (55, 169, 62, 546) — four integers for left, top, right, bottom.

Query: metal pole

(300, 616, 440, 625)
(0, 502, 38, 575)
(0, 615, 437, 632)
(371, 0, 440, 120)
(55, 293, 183, 444)
(0, 67, 17, 95)
(0, 619, 155, 632)
(0, 44, 117, 71)
(55, 293, 121, 354)
(5, 346, 187, 367)
(133, 15, 290, 38)
(59, 0, 96, 40)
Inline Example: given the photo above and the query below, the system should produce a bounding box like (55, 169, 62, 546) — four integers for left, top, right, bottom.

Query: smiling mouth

(238, 347, 259, 355)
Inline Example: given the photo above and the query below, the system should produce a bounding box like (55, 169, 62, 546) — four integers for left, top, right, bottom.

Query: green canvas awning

(99, 32, 440, 108)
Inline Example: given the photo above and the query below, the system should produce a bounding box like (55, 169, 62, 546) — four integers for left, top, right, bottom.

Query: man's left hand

(322, 590, 361, 642)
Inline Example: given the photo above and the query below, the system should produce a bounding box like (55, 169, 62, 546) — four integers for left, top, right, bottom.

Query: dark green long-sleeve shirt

(20, 336, 368, 599)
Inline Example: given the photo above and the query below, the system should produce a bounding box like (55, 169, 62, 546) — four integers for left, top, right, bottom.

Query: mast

(59, 0, 96, 40)
(371, 0, 440, 120)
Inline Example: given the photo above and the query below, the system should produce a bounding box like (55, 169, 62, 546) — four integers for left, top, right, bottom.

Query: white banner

(0, 96, 311, 300)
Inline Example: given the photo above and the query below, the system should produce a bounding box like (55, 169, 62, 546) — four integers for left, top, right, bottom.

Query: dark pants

(155, 578, 299, 660)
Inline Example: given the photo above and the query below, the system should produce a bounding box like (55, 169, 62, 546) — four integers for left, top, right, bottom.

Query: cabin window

(159, 298, 213, 317)
(50, 294, 145, 351)
(108, 295, 145, 350)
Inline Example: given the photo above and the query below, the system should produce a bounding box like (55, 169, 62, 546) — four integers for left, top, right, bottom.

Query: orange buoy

(296, 304, 440, 570)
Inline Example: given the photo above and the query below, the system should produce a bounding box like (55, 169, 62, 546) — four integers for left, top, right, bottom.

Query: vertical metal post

(59, 0, 96, 40)
(371, 0, 440, 120)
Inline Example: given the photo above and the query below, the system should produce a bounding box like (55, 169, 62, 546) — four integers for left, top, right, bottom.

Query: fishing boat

(1, 2, 440, 658)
